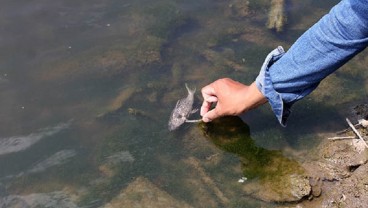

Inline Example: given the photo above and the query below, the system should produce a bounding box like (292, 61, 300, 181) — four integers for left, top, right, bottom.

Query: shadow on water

(244, 96, 349, 150)
(199, 116, 305, 180)
(197, 116, 310, 203)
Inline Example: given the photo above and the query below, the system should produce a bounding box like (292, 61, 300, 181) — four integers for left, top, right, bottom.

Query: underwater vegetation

(200, 116, 311, 202)
(200, 116, 304, 179)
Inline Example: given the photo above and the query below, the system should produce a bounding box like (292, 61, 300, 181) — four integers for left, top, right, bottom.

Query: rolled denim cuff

(255, 46, 290, 126)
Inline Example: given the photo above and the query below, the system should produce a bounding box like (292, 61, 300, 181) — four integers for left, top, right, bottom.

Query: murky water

(0, 0, 367, 207)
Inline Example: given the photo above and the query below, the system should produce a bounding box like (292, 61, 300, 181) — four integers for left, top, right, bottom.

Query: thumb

(202, 107, 221, 122)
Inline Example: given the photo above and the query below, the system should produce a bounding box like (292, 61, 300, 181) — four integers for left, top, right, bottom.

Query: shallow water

(0, 0, 367, 207)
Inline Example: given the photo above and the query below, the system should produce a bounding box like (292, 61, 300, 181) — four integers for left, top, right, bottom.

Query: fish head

(168, 111, 187, 131)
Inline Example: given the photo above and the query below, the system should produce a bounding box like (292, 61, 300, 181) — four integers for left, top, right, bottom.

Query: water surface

(1, 0, 367, 207)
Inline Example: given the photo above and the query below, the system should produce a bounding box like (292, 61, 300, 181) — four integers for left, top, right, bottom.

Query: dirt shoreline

(296, 124, 368, 208)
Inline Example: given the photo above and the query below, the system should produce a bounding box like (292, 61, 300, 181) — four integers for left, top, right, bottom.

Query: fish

(168, 83, 201, 131)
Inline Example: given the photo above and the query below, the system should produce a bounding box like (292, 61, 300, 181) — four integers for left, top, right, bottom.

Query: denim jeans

(255, 0, 368, 126)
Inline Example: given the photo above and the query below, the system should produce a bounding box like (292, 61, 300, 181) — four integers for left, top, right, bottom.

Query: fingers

(201, 84, 221, 122)
(202, 108, 220, 122)
(200, 96, 217, 116)
(200, 85, 216, 116)
(201, 84, 216, 100)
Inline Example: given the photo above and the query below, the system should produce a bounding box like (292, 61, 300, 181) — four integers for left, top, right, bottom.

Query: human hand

(200, 78, 267, 122)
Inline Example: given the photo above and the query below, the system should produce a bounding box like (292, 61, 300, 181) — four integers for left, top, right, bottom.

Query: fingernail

(203, 117, 211, 122)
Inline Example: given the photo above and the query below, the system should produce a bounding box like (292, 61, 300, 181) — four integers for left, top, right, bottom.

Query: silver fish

(168, 84, 201, 131)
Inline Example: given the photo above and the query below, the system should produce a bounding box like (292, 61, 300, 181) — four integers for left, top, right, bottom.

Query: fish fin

(174, 100, 181, 108)
(185, 83, 196, 95)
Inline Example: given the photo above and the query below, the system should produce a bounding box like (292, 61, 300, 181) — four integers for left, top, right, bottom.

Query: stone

(103, 177, 192, 208)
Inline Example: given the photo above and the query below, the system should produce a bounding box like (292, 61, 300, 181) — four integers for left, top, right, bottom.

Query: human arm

(201, 0, 368, 125)
(256, 0, 368, 126)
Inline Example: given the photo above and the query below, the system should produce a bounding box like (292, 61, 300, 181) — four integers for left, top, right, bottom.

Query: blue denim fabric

(255, 0, 368, 126)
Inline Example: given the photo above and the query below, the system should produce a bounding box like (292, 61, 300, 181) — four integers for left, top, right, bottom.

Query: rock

(183, 157, 230, 206)
(96, 87, 137, 119)
(107, 87, 136, 112)
(304, 164, 368, 208)
(201, 49, 247, 72)
(303, 138, 368, 181)
(267, 0, 287, 32)
(103, 177, 192, 208)
(0, 191, 78, 208)
(352, 104, 368, 120)
(225, 0, 250, 18)
(242, 168, 311, 202)
(98, 151, 135, 178)
(309, 177, 322, 197)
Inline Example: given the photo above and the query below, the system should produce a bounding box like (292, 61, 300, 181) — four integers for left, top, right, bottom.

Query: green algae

(200, 116, 306, 180)
(199, 116, 311, 202)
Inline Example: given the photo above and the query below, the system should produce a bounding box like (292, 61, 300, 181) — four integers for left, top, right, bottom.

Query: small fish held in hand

(168, 84, 202, 131)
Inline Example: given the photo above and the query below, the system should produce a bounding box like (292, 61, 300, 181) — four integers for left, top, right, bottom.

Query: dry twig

(346, 118, 368, 149)
(327, 136, 355, 140)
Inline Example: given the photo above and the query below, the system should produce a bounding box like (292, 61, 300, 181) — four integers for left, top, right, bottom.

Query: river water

(0, 0, 367, 207)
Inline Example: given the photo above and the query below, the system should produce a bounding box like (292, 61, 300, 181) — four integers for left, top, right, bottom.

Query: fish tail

(185, 83, 196, 95)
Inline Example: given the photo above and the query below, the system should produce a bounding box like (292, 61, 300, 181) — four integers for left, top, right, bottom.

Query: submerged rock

(267, 0, 287, 32)
(183, 157, 230, 206)
(0, 191, 78, 208)
(225, 0, 250, 18)
(103, 177, 192, 208)
(201, 49, 246, 72)
(98, 151, 135, 178)
(200, 116, 311, 202)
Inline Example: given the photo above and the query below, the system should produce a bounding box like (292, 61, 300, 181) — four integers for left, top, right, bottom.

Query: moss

(199, 116, 305, 181)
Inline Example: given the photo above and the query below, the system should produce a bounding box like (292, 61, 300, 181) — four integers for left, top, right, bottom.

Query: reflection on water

(0, 0, 366, 207)
(0, 122, 70, 156)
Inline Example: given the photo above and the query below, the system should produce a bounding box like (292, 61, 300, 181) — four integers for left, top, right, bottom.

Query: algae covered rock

(200, 116, 311, 202)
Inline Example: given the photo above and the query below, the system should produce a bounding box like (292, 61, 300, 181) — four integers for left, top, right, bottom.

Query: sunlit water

(0, 0, 367, 207)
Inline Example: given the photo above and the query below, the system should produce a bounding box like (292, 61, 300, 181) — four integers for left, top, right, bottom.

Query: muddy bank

(297, 108, 368, 208)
